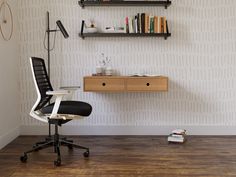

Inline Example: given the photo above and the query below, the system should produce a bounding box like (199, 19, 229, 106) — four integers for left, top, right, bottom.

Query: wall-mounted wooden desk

(83, 76, 168, 92)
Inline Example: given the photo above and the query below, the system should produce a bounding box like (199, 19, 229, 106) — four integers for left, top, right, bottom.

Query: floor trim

(20, 125, 236, 135)
(0, 126, 20, 149)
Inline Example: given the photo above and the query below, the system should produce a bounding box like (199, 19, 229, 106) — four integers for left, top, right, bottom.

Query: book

(172, 129, 186, 135)
(170, 134, 184, 138)
(157, 16, 162, 33)
(137, 13, 140, 33)
(125, 17, 129, 33)
(168, 129, 187, 143)
(168, 136, 186, 143)
(145, 13, 149, 33)
(161, 17, 164, 33)
(154, 16, 158, 33)
(149, 15, 154, 33)
(163, 17, 167, 33)
(141, 13, 145, 33)
(129, 16, 134, 33)
(134, 15, 138, 33)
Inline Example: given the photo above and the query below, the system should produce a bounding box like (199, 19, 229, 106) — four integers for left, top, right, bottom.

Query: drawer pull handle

(102, 83, 106, 86)
(146, 83, 150, 86)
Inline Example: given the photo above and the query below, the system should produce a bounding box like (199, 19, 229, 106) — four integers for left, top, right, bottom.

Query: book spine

(137, 14, 140, 33)
(139, 13, 142, 33)
(134, 15, 138, 33)
(163, 17, 167, 33)
(157, 16, 162, 33)
(125, 17, 129, 33)
(129, 16, 134, 33)
(145, 13, 149, 33)
(154, 16, 158, 33)
(161, 17, 164, 33)
(170, 134, 184, 138)
(150, 16, 154, 33)
(141, 13, 145, 33)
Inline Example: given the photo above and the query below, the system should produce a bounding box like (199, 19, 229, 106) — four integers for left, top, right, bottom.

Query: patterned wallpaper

(18, 0, 236, 128)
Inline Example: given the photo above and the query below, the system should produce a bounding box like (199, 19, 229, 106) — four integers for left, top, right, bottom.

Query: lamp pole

(46, 11, 52, 138)
(45, 11, 69, 138)
(47, 11, 50, 79)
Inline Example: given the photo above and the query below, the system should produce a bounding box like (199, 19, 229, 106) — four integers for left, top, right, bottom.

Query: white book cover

(170, 134, 184, 138)
(129, 16, 134, 33)
(172, 129, 187, 135)
(168, 136, 185, 143)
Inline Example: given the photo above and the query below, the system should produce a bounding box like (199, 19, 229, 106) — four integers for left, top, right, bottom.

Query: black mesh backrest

(31, 57, 53, 111)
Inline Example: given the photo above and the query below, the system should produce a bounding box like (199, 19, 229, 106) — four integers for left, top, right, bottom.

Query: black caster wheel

(20, 154, 27, 163)
(83, 150, 89, 158)
(68, 145, 73, 150)
(54, 159, 61, 166)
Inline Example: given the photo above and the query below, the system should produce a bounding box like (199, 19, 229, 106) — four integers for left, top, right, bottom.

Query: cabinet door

(84, 78, 125, 92)
(126, 77, 168, 92)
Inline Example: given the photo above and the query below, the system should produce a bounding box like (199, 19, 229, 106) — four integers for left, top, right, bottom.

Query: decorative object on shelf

(78, 0, 171, 9)
(104, 26, 125, 33)
(96, 66, 103, 75)
(84, 19, 98, 33)
(0, 0, 13, 41)
(105, 66, 113, 76)
(95, 53, 113, 76)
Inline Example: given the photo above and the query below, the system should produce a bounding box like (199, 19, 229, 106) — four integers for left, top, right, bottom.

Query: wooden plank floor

(1, 136, 236, 177)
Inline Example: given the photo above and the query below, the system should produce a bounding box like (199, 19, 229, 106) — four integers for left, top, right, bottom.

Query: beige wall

(0, 0, 20, 149)
(18, 0, 236, 135)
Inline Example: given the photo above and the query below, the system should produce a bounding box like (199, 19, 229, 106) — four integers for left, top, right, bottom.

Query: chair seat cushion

(41, 101, 92, 117)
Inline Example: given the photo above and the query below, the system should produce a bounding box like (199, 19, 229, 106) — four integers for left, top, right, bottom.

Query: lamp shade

(56, 20, 69, 38)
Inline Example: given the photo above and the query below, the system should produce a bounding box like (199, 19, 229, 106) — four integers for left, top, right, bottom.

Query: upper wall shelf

(78, 0, 172, 9)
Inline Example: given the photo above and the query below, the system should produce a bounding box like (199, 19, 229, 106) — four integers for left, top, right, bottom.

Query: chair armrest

(59, 86, 80, 100)
(46, 90, 69, 119)
(46, 90, 70, 96)
(60, 86, 80, 91)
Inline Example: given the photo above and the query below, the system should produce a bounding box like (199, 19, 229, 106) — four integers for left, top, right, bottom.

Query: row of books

(168, 129, 187, 143)
(125, 13, 167, 34)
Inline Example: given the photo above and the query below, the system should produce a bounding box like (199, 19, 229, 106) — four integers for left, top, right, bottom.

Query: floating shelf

(78, 0, 171, 9)
(79, 32, 171, 39)
(79, 20, 171, 40)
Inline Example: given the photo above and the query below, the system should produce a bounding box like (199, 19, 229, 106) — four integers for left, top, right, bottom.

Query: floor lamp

(45, 11, 69, 138)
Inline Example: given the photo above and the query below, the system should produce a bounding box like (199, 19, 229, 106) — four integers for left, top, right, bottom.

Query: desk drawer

(84, 78, 125, 92)
(126, 77, 168, 91)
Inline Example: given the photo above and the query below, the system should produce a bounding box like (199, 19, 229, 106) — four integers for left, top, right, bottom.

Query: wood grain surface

(0, 136, 236, 177)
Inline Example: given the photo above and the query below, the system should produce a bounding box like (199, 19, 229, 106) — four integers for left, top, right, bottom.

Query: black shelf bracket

(80, 20, 85, 39)
(79, 0, 85, 8)
(165, 20, 169, 40)
(165, 0, 170, 9)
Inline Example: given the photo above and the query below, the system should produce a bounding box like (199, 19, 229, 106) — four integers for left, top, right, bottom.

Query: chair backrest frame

(29, 57, 53, 122)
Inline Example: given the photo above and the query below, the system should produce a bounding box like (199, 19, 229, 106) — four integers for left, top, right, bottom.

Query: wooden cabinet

(84, 76, 168, 92)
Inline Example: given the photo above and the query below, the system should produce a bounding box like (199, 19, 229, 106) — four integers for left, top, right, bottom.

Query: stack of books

(168, 129, 187, 143)
(125, 13, 167, 34)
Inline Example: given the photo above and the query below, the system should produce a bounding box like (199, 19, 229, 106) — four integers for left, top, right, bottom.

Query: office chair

(20, 57, 92, 166)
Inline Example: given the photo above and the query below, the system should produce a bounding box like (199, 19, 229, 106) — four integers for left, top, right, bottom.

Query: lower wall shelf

(79, 20, 171, 40)
(84, 76, 168, 92)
